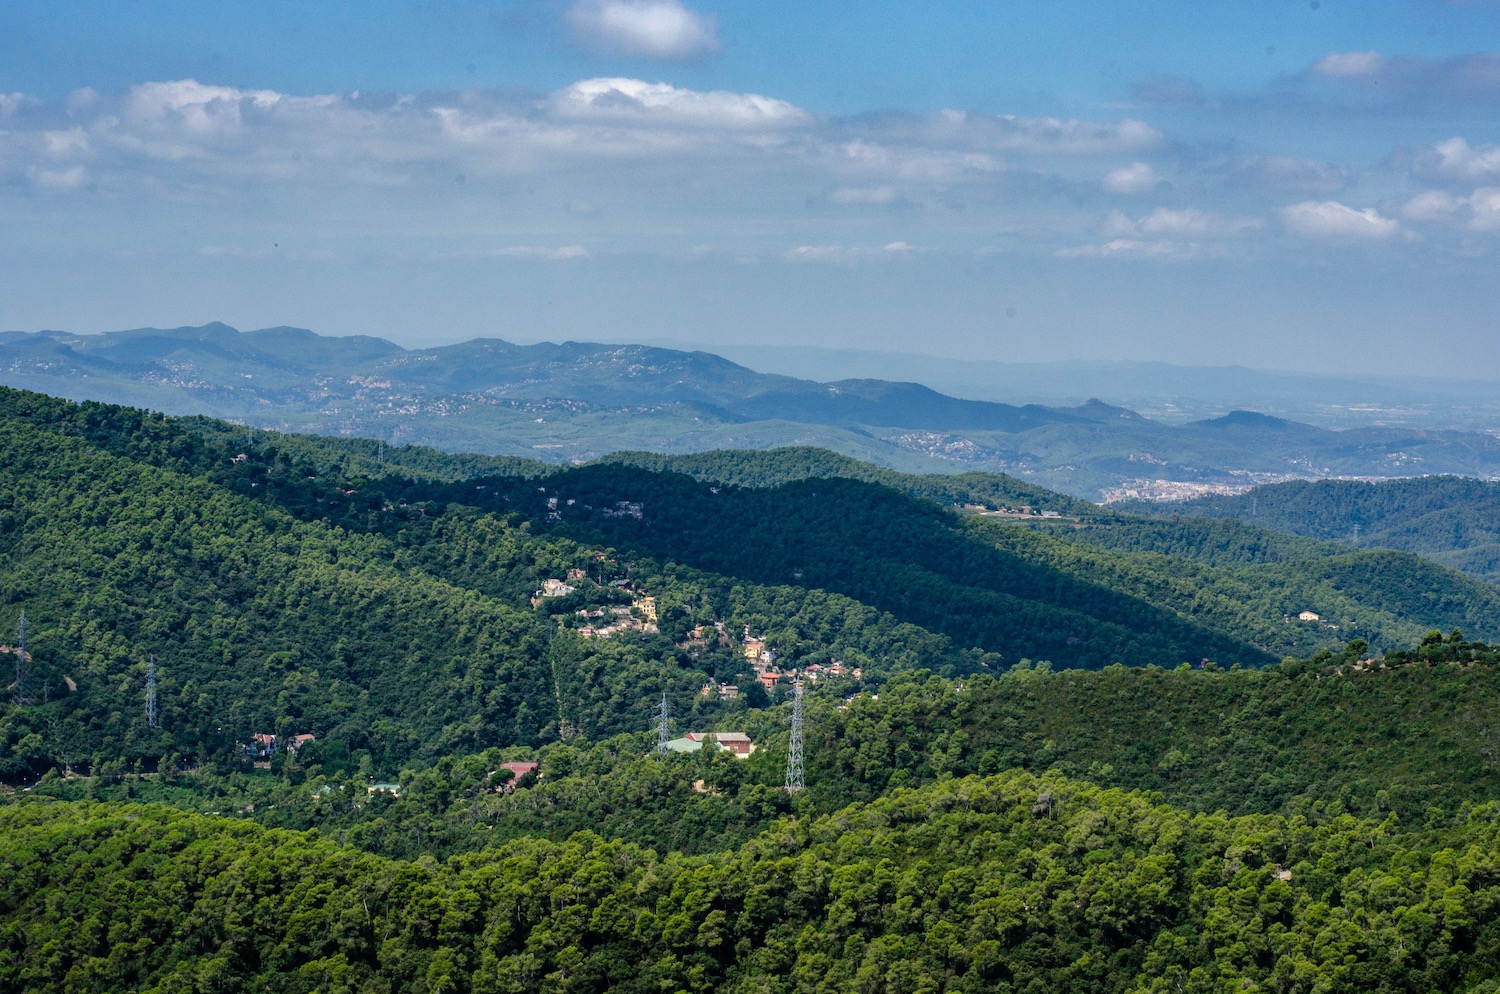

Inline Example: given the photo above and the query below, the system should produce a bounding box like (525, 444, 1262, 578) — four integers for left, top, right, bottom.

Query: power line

(145, 657, 158, 730)
(12, 610, 29, 706)
(785, 676, 805, 793)
(655, 691, 671, 754)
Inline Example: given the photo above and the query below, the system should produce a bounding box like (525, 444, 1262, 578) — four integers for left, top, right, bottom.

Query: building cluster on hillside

(536, 489, 645, 524)
(680, 621, 731, 651)
(493, 760, 539, 793)
(344, 760, 540, 802)
(664, 731, 755, 758)
(1286, 609, 1340, 631)
(738, 626, 861, 693)
(532, 570, 660, 639)
(699, 680, 740, 700)
(603, 500, 644, 520)
(960, 503, 1065, 519)
(1100, 479, 1258, 503)
(240, 731, 315, 769)
(574, 594, 658, 639)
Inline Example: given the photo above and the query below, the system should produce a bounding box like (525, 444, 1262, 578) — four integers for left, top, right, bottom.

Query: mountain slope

(5, 387, 1500, 785)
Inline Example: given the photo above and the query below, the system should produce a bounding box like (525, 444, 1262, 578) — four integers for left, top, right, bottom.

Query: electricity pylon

(785, 677, 805, 793)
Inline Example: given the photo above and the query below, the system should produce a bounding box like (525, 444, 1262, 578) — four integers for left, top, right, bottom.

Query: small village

(531, 562, 864, 765)
(235, 558, 864, 796)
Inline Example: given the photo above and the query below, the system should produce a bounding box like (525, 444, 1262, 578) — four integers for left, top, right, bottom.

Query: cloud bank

(1, 73, 1497, 274)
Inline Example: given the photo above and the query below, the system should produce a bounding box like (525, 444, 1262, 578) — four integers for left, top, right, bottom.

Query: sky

(2, 1, 1499, 376)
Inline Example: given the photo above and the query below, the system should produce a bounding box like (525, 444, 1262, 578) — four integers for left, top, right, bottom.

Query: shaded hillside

(597, 446, 1095, 516)
(515, 464, 1271, 668)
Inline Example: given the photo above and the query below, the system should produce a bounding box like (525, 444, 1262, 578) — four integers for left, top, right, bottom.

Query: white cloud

(44, 128, 89, 157)
(27, 165, 86, 189)
(1403, 190, 1463, 222)
(1102, 162, 1160, 194)
(936, 111, 1161, 155)
(1057, 239, 1184, 259)
(1106, 208, 1262, 239)
(1143, 208, 1260, 237)
(783, 242, 914, 263)
(565, 0, 719, 60)
(0, 78, 1172, 213)
(552, 78, 808, 128)
(17, 75, 1468, 271)
(785, 244, 851, 263)
(838, 140, 1002, 181)
(1301, 51, 1500, 106)
(0, 93, 30, 119)
(1313, 51, 1386, 78)
(1280, 201, 1401, 240)
(1470, 188, 1500, 230)
(1404, 187, 1500, 231)
(1428, 137, 1500, 180)
(1079, 207, 1261, 260)
(1208, 155, 1348, 194)
(489, 245, 591, 261)
(128, 79, 280, 117)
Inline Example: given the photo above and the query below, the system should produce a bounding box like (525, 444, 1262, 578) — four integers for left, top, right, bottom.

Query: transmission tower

(655, 691, 671, 754)
(145, 657, 158, 729)
(785, 676, 805, 793)
(12, 610, 29, 705)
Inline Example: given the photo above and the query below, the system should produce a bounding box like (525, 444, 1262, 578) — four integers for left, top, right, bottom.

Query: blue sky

(3, 1, 1500, 376)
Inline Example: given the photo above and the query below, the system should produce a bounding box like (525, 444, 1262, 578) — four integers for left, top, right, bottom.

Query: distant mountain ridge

(0, 322, 1101, 432)
(5, 322, 1500, 499)
(671, 339, 1500, 430)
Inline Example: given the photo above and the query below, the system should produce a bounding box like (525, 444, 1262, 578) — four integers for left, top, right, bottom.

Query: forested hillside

(3, 387, 1500, 785)
(1129, 476, 1500, 584)
(34, 638, 1500, 863)
(8, 770, 1500, 993)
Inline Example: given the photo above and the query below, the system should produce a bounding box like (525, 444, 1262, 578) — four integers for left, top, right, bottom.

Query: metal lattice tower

(655, 691, 671, 753)
(12, 610, 29, 706)
(145, 657, 158, 729)
(785, 677, 805, 793)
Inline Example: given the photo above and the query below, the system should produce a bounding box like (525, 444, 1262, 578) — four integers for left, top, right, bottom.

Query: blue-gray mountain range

(3, 322, 1498, 500)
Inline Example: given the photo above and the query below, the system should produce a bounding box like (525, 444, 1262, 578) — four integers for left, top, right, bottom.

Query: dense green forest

(7, 387, 1500, 990)
(9, 768, 1500, 993)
